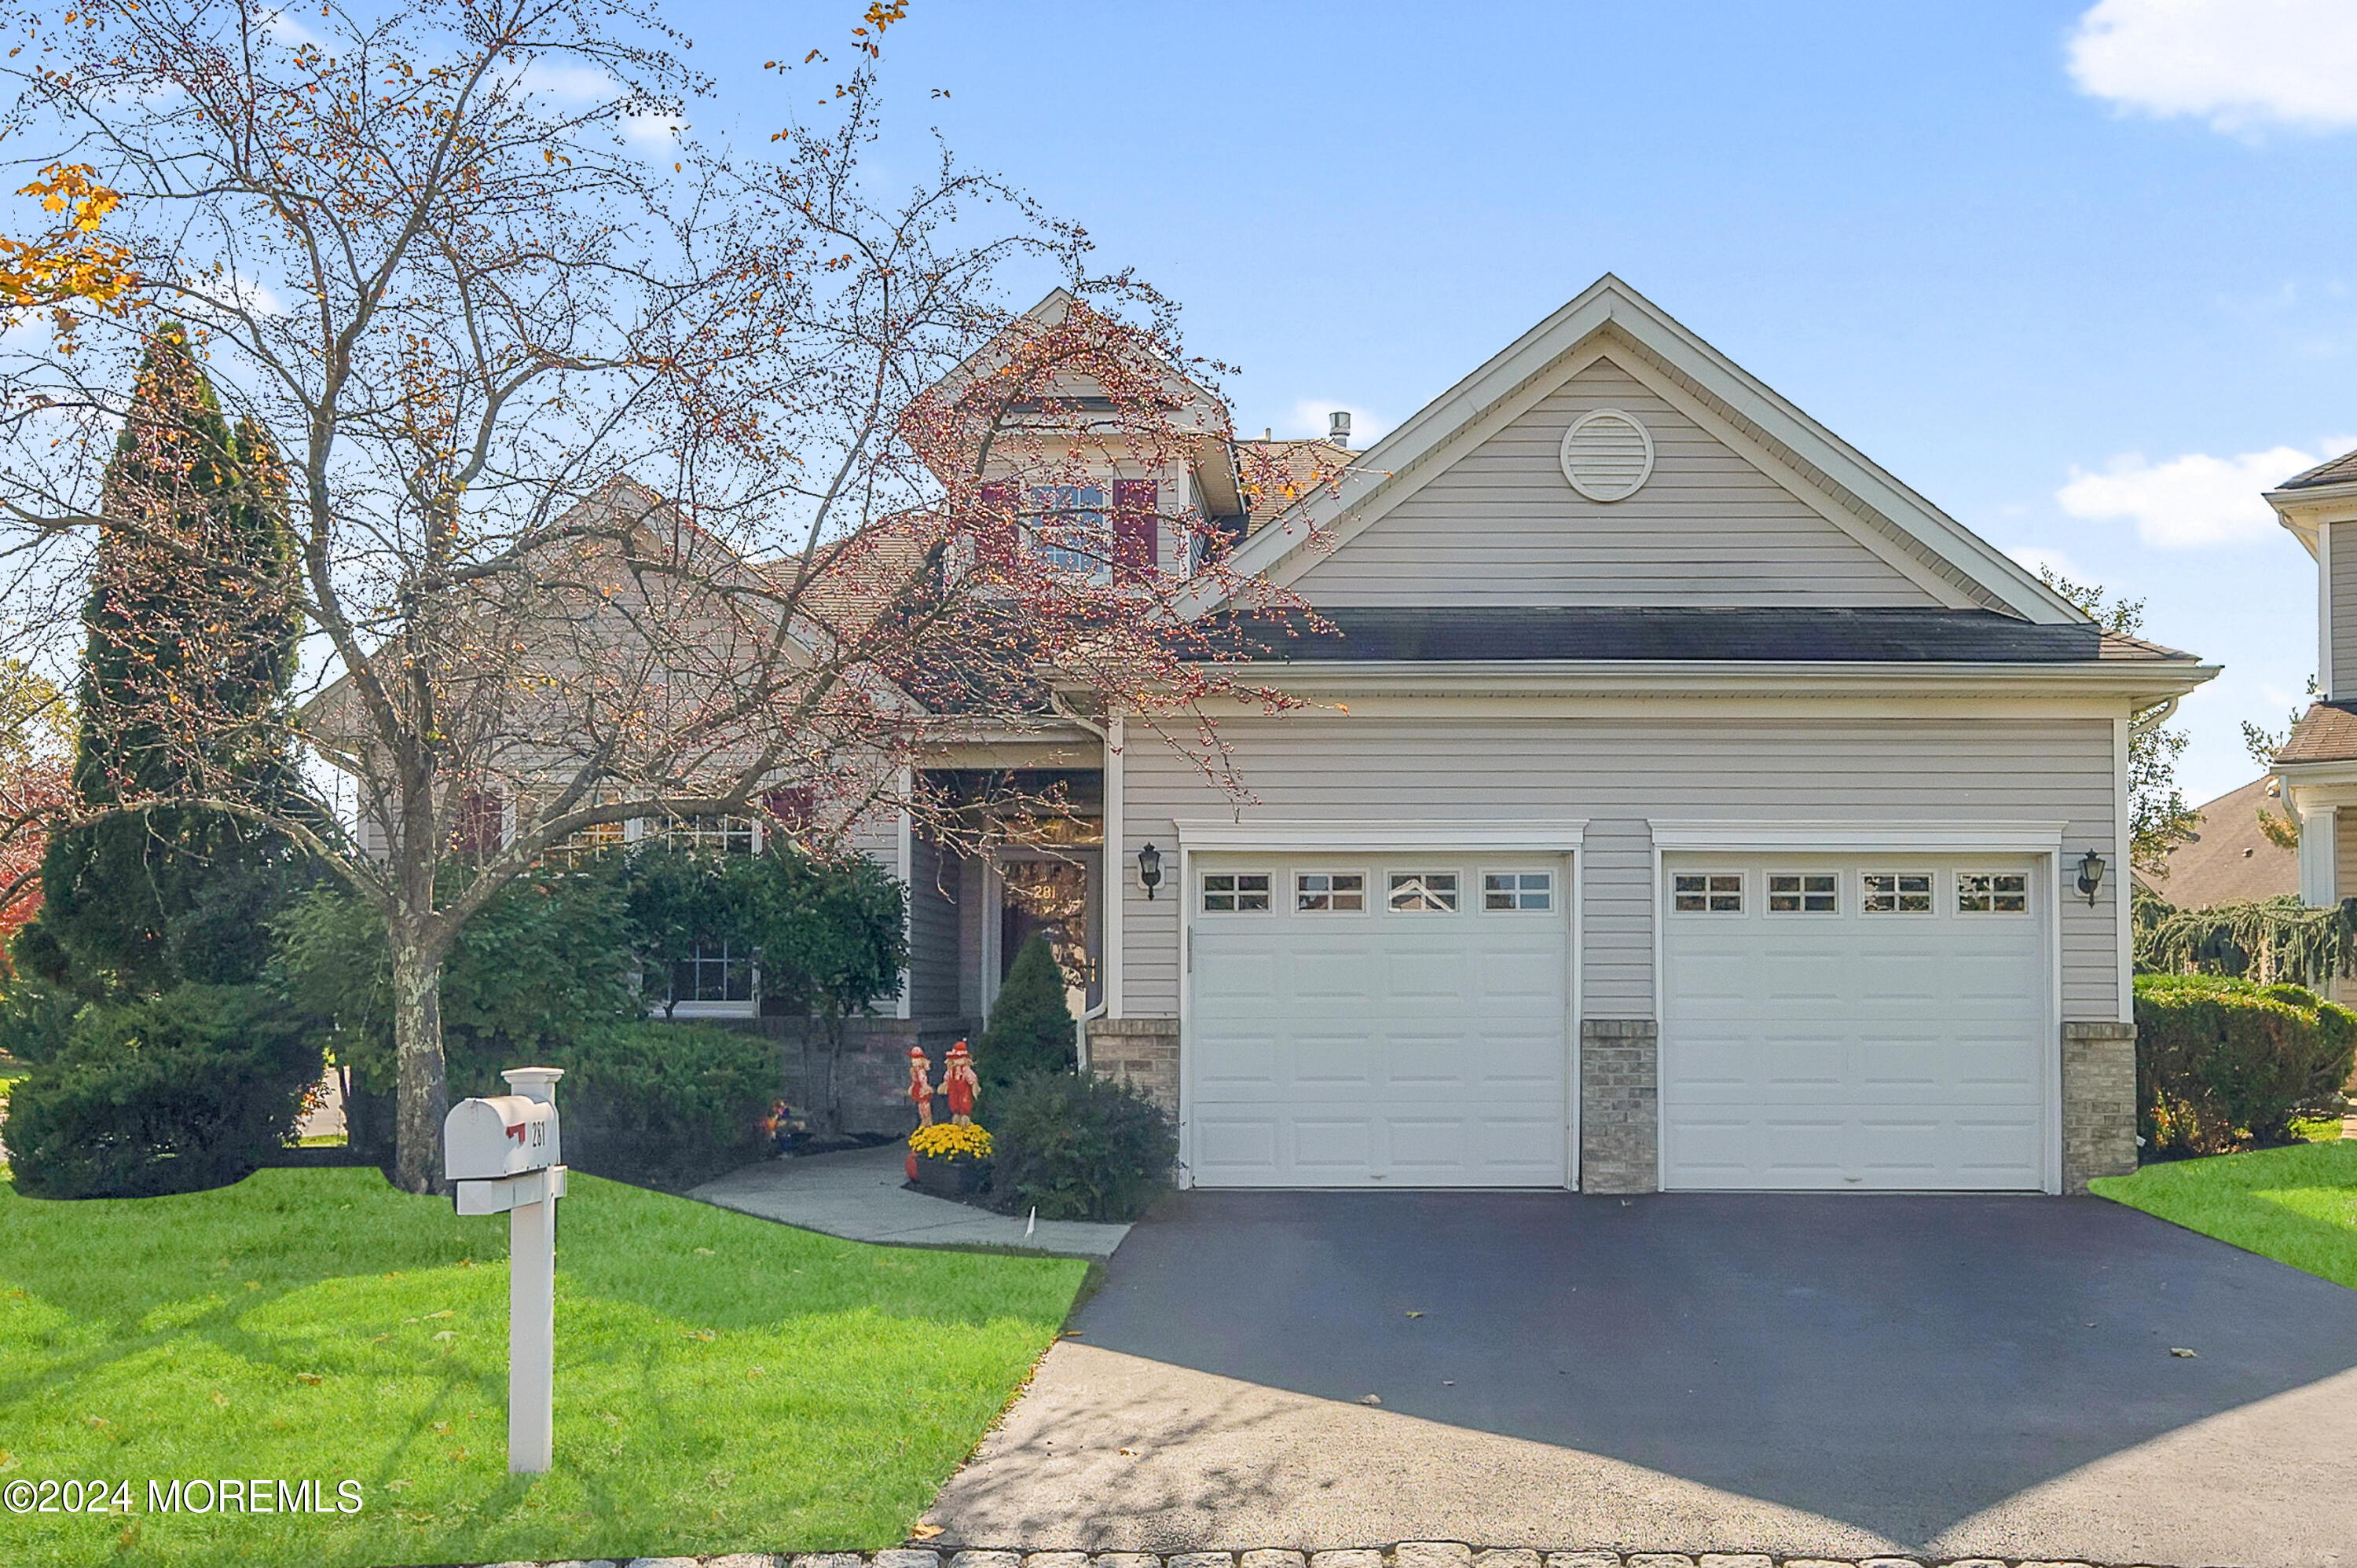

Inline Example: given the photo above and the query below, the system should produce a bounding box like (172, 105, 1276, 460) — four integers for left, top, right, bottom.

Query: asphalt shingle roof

(2277, 447, 2357, 492)
(1189, 606, 2199, 665)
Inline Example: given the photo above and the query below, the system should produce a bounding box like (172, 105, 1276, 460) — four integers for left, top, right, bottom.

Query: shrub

(988, 1068, 1176, 1222)
(439, 1020, 777, 1191)
(974, 934, 1076, 1096)
(2135, 972, 2357, 1157)
(5, 984, 321, 1198)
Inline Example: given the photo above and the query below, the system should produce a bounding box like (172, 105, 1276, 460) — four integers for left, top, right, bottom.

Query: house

(338, 275, 2213, 1196)
(2146, 776, 2298, 910)
(892, 275, 2212, 1196)
(2267, 454, 2357, 924)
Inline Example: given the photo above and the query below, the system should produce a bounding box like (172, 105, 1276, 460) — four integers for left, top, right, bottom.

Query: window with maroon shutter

(762, 786, 816, 841)
(453, 788, 504, 863)
(1112, 478, 1158, 581)
(976, 481, 1017, 565)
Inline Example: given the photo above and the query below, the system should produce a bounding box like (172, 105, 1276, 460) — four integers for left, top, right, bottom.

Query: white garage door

(1189, 853, 1571, 1187)
(1661, 854, 2051, 1192)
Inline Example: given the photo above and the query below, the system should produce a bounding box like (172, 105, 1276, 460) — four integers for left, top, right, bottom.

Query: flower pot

(913, 1152, 992, 1196)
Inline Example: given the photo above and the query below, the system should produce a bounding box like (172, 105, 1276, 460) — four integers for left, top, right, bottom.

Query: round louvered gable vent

(1558, 408, 1655, 502)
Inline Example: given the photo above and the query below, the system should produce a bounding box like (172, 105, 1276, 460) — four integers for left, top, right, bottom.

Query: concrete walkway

(687, 1142, 1131, 1261)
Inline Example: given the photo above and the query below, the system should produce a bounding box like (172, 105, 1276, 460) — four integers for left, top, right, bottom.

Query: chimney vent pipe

(1329, 410, 1351, 449)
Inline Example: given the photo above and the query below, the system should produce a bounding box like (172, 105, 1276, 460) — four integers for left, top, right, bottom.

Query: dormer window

(979, 478, 1161, 584)
(1027, 483, 1114, 583)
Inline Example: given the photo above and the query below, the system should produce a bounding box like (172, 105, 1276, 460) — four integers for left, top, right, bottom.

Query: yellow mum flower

(908, 1123, 993, 1160)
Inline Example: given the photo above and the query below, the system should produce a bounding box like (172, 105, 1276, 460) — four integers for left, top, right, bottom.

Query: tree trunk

(390, 940, 451, 1194)
(824, 1011, 845, 1136)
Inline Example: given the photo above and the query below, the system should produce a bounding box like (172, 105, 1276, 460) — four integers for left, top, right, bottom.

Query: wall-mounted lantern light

(1137, 842, 1163, 900)
(2077, 848, 2107, 907)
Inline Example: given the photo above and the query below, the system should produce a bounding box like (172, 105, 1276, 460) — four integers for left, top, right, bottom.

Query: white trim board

(1175, 819, 1589, 852)
(1648, 821, 2068, 854)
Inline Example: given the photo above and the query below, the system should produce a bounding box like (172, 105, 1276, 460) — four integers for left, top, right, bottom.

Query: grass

(2091, 1139, 2357, 1290)
(0, 1166, 1087, 1568)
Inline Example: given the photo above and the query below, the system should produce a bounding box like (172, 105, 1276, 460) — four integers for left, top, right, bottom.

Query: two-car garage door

(1185, 846, 2053, 1192)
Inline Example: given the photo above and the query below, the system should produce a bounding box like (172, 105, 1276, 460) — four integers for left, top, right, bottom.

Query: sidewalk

(688, 1142, 1131, 1261)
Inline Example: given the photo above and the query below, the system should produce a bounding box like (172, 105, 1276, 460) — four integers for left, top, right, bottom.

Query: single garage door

(1189, 852, 1570, 1187)
(1661, 854, 2051, 1192)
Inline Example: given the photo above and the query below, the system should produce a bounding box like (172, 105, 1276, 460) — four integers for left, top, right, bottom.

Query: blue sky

(669, 0, 2357, 804)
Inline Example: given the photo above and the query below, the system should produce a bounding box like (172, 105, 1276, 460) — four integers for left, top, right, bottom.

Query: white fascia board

(1191, 274, 2082, 625)
(1187, 658, 2220, 705)
(1651, 819, 2068, 854)
(2274, 761, 2357, 795)
(1175, 818, 1588, 852)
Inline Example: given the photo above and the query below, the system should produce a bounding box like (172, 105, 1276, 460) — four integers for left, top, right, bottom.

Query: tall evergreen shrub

(974, 933, 1076, 1097)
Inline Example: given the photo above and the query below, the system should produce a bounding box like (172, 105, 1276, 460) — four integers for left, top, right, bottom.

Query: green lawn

(2091, 1139, 2357, 1290)
(0, 1166, 1086, 1568)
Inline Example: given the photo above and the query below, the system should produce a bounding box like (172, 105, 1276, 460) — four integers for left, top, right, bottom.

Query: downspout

(1044, 691, 1112, 1058)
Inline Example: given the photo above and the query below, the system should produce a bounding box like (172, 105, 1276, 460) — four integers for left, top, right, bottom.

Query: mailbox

(443, 1094, 561, 1181)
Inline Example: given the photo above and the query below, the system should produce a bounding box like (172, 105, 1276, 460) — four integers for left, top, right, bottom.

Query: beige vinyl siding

(1289, 357, 1942, 607)
(905, 835, 961, 1018)
(1119, 712, 2118, 1020)
(2332, 521, 2357, 699)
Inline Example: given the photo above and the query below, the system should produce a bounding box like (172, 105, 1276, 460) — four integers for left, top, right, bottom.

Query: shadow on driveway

(1054, 1189, 2357, 1548)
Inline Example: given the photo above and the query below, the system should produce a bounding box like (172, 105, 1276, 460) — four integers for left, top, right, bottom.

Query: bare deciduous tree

(0, 0, 1321, 1190)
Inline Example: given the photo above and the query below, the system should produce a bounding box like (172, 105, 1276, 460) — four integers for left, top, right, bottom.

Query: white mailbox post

(443, 1066, 566, 1474)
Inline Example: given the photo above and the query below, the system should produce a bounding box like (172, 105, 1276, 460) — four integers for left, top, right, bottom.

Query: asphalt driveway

(926, 1189, 2357, 1565)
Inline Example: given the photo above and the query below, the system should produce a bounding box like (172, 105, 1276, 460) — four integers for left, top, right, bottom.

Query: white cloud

(2056, 443, 2341, 548)
(1282, 399, 1386, 450)
(2067, 0, 2357, 133)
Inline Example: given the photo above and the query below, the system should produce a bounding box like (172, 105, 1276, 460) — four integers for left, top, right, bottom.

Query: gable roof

(2150, 775, 2299, 909)
(1192, 275, 2087, 625)
(2278, 446, 2357, 492)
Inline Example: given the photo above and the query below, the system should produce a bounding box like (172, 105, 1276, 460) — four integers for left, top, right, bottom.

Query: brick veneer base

(2060, 1020, 2138, 1195)
(1579, 1019, 1659, 1194)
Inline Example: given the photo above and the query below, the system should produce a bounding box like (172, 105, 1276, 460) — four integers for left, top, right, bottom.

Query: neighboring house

(930, 275, 2212, 1196)
(2146, 776, 2298, 910)
(2268, 453, 2357, 923)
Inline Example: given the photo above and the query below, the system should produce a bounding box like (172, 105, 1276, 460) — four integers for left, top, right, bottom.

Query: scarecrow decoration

(943, 1039, 980, 1126)
(907, 1045, 937, 1127)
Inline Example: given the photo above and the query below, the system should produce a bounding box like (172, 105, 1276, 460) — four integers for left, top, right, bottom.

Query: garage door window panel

(1861, 872, 1934, 914)
(1296, 871, 1367, 913)
(1673, 871, 1744, 914)
(1956, 872, 2029, 914)
(1483, 870, 1554, 911)
(1200, 871, 1272, 914)
(1766, 873, 1838, 914)
(1387, 871, 1460, 913)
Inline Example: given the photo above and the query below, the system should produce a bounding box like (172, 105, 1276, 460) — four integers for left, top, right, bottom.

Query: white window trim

(1859, 870, 1940, 917)
(1198, 869, 1275, 915)
(1479, 868, 1556, 913)
(1293, 868, 1371, 915)
(1386, 870, 1463, 914)
(1670, 869, 1747, 916)
(1651, 820, 2067, 854)
(1956, 870, 2033, 917)
(1764, 871, 1841, 916)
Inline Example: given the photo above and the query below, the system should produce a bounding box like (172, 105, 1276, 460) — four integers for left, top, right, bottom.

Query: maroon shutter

(1112, 479, 1158, 581)
(761, 786, 815, 841)
(977, 481, 1017, 566)
(455, 788, 504, 863)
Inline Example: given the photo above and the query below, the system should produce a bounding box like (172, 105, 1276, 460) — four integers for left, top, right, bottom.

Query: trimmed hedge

(5, 984, 322, 1198)
(445, 1020, 777, 1191)
(2135, 973, 2356, 1158)
(988, 1068, 1176, 1222)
